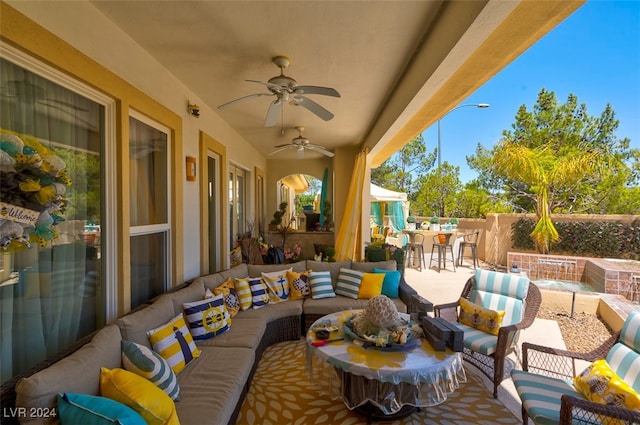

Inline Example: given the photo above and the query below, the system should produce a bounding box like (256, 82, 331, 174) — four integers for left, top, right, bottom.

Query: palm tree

(493, 140, 619, 253)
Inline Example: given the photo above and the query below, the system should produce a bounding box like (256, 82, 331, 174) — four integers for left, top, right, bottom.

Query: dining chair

(429, 233, 456, 272)
(405, 232, 425, 271)
(457, 230, 482, 269)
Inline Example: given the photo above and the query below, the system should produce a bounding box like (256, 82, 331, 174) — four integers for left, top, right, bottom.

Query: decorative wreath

(0, 128, 71, 252)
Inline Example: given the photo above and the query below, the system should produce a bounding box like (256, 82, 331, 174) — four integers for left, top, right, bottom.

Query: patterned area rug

(238, 339, 519, 425)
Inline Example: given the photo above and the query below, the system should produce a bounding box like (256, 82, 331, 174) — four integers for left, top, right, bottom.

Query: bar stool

(458, 230, 481, 269)
(405, 233, 425, 271)
(429, 233, 456, 272)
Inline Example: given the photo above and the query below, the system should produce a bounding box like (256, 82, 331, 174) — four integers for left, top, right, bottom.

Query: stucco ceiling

(89, 0, 582, 163)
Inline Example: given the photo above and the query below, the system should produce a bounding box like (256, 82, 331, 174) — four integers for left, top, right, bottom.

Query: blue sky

(420, 0, 640, 183)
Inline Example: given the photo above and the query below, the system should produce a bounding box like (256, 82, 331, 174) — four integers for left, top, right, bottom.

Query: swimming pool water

(533, 279, 600, 293)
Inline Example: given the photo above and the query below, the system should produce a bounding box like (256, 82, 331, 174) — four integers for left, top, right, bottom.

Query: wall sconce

(186, 156, 196, 181)
(187, 102, 200, 118)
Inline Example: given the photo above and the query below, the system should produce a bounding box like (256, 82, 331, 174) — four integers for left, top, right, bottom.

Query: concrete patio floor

(402, 256, 568, 419)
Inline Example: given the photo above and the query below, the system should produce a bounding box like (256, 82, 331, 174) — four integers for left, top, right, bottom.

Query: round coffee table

(306, 310, 466, 422)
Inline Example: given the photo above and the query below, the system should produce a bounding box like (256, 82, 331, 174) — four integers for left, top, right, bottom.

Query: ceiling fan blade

(292, 95, 334, 121)
(217, 93, 272, 109)
(306, 144, 335, 157)
(264, 99, 282, 127)
(295, 86, 340, 97)
(273, 143, 293, 148)
(267, 145, 296, 156)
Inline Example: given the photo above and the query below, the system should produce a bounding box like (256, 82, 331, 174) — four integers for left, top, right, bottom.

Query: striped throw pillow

(309, 271, 336, 299)
(183, 294, 230, 340)
(234, 277, 253, 311)
(146, 313, 200, 374)
(335, 268, 363, 299)
(248, 277, 269, 309)
(121, 340, 180, 401)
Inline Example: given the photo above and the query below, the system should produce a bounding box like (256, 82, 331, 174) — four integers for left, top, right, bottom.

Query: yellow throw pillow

(358, 273, 385, 299)
(234, 277, 253, 311)
(146, 313, 201, 374)
(458, 297, 505, 336)
(100, 367, 180, 425)
(287, 270, 310, 300)
(213, 277, 240, 318)
(574, 359, 640, 412)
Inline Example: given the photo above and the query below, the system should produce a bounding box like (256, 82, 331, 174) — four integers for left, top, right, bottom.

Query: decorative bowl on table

(342, 311, 419, 352)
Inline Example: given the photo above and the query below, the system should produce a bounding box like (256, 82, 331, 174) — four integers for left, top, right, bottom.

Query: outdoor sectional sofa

(12, 258, 432, 425)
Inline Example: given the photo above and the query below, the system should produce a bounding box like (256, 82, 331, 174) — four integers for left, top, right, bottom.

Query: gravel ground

(537, 306, 615, 352)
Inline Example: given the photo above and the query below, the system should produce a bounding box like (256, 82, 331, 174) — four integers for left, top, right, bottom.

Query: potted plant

(406, 216, 417, 230)
(429, 216, 440, 231)
(448, 218, 459, 229)
(269, 202, 288, 231)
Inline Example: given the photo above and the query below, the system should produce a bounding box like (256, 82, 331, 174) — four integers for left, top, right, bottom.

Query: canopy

(370, 183, 407, 202)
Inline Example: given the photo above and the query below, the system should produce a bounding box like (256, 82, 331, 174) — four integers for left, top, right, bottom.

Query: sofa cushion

(352, 260, 397, 273)
(117, 295, 175, 350)
(169, 280, 205, 316)
(57, 393, 146, 425)
(235, 299, 303, 322)
(147, 313, 201, 374)
(183, 294, 231, 340)
(195, 264, 249, 292)
(458, 297, 505, 336)
(195, 317, 267, 349)
(176, 347, 255, 425)
(100, 367, 179, 425)
(303, 296, 407, 316)
(305, 260, 351, 288)
(15, 324, 123, 425)
(248, 261, 305, 276)
(121, 340, 180, 401)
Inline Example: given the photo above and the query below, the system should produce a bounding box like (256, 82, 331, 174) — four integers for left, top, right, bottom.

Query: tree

(412, 162, 461, 217)
(469, 88, 633, 253)
(371, 134, 436, 197)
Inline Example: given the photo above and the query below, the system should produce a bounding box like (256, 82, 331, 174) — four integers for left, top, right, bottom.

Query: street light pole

(436, 103, 489, 217)
(437, 103, 490, 168)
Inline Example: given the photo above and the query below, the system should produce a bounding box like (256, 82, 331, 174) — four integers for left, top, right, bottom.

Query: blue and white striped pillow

(248, 277, 270, 309)
(309, 271, 336, 299)
(121, 340, 180, 400)
(183, 294, 230, 340)
(335, 268, 363, 299)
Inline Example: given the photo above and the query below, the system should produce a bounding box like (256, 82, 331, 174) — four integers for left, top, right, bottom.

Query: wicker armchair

(434, 269, 541, 398)
(512, 311, 640, 425)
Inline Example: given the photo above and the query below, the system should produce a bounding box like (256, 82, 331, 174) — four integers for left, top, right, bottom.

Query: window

(129, 114, 170, 309)
(229, 165, 246, 249)
(0, 50, 112, 383)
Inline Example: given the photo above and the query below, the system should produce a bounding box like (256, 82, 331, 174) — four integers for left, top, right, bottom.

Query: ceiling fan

(217, 55, 340, 127)
(268, 126, 334, 158)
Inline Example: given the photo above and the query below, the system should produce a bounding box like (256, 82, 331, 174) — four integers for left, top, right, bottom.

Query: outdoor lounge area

(3, 1, 640, 425)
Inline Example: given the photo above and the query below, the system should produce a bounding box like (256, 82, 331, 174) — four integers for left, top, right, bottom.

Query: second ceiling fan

(268, 126, 334, 158)
(217, 55, 340, 127)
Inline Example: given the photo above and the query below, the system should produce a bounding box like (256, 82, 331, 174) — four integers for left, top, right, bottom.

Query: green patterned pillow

(121, 340, 180, 401)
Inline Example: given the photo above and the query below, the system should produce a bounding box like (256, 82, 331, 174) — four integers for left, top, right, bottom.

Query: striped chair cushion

(470, 269, 529, 326)
(620, 310, 640, 352)
(455, 322, 498, 355)
(607, 342, 640, 391)
(511, 369, 582, 425)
